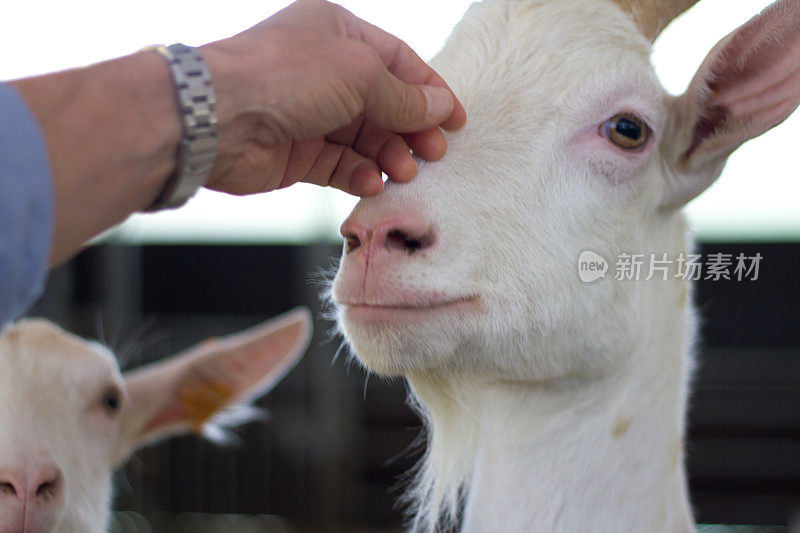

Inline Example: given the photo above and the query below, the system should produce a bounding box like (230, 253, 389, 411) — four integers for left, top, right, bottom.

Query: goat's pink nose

(341, 213, 435, 256)
(0, 464, 63, 504)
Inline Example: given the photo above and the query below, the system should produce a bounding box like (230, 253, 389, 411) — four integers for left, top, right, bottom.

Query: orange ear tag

(179, 379, 235, 434)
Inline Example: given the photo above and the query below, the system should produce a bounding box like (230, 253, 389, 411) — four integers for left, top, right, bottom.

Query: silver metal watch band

(144, 43, 218, 212)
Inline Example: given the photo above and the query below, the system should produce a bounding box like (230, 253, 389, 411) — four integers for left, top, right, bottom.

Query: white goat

(0, 309, 311, 533)
(331, 0, 800, 531)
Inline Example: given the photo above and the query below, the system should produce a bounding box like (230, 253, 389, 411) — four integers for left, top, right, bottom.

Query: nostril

(34, 471, 61, 500)
(34, 469, 61, 500)
(35, 481, 54, 499)
(344, 233, 362, 254)
(385, 229, 434, 254)
(0, 481, 17, 497)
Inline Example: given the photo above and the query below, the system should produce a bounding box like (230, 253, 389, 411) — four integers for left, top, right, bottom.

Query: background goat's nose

(0, 464, 62, 503)
(341, 214, 435, 255)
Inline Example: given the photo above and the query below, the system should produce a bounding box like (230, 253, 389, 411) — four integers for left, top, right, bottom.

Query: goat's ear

(661, 0, 800, 209)
(114, 308, 312, 465)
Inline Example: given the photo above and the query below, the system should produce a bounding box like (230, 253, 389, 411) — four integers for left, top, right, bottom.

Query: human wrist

(139, 44, 219, 211)
(127, 50, 185, 198)
(199, 40, 259, 137)
(198, 29, 303, 140)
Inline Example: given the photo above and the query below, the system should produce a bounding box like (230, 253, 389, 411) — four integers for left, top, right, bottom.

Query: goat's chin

(337, 306, 477, 377)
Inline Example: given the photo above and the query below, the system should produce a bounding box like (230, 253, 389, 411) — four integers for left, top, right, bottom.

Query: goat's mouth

(340, 295, 483, 321)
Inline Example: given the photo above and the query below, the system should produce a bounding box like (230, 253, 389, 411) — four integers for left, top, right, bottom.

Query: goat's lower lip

(341, 297, 482, 321)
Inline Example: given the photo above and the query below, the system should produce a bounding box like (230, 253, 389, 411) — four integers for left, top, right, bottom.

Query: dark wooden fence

(27, 242, 800, 530)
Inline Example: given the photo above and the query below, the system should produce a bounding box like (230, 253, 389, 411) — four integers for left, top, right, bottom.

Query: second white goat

(0, 309, 311, 533)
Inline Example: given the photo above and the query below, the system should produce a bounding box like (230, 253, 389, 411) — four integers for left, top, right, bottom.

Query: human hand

(200, 0, 467, 197)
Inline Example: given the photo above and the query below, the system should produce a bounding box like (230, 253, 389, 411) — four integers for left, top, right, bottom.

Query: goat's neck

(464, 361, 693, 532)
(411, 291, 695, 532)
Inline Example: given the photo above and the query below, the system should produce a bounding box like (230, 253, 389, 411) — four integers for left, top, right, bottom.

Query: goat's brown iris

(603, 113, 649, 150)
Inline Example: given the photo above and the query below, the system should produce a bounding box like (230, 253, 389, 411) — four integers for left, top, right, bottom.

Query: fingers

(298, 140, 384, 196)
(338, 6, 467, 131)
(278, 138, 326, 189)
(374, 135, 418, 182)
(403, 128, 448, 162)
(360, 66, 454, 134)
(345, 163, 385, 196)
(327, 120, 417, 181)
(211, 1, 468, 198)
(326, 120, 448, 181)
(284, 130, 423, 196)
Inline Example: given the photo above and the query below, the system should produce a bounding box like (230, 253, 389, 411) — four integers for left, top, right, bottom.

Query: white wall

(1, 0, 795, 243)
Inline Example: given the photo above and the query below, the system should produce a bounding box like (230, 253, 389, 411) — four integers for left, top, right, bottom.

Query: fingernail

(422, 86, 454, 121)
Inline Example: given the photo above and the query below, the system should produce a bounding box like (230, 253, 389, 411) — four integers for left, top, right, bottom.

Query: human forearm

(11, 51, 180, 266)
(8, 1, 466, 269)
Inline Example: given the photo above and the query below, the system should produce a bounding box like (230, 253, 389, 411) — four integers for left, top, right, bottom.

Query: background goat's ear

(114, 308, 312, 464)
(661, 0, 800, 209)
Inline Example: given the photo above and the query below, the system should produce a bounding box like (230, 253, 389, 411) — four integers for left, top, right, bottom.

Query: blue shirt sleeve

(0, 82, 54, 329)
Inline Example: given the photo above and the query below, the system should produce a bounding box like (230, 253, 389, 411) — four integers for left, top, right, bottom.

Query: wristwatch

(143, 43, 218, 212)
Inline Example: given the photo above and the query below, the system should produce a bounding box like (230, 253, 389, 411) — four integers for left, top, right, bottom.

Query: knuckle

(389, 40, 413, 72)
(344, 41, 382, 76)
(334, 42, 384, 94)
(396, 88, 423, 123)
(295, 28, 332, 50)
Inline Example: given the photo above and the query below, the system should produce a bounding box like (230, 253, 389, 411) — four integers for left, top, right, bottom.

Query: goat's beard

(336, 305, 481, 377)
(336, 297, 636, 383)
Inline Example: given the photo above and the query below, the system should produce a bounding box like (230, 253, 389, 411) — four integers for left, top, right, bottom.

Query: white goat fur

(0, 311, 310, 532)
(331, 0, 800, 531)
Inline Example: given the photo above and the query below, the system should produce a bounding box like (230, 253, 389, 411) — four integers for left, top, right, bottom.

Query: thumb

(364, 69, 455, 133)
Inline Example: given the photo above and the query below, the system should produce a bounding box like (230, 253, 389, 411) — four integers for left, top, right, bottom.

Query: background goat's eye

(101, 387, 121, 415)
(603, 114, 649, 150)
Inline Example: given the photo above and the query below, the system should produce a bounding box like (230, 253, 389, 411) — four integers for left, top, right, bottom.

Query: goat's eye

(101, 387, 122, 416)
(602, 113, 649, 150)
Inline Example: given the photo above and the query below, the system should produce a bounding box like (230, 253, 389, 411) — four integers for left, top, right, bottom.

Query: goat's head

(332, 0, 800, 381)
(0, 312, 310, 533)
